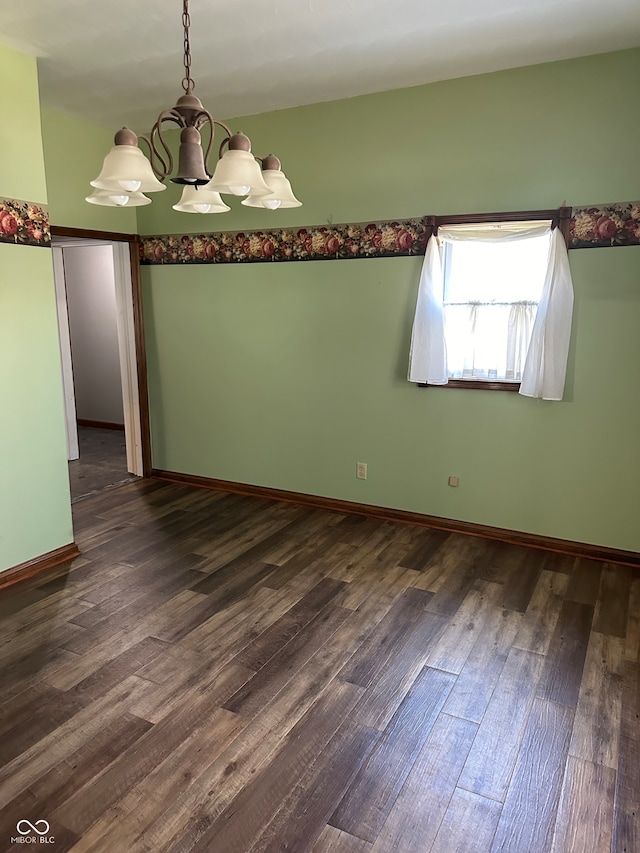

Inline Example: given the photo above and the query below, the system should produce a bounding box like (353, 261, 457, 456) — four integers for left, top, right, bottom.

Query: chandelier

(86, 0, 301, 214)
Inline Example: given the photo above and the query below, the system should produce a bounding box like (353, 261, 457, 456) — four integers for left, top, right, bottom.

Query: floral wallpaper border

(139, 203, 640, 265)
(0, 197, 50, 247)
(569, 201, 640, 249)
(0, 198, 636, 256)
(140, 218, 428, 265)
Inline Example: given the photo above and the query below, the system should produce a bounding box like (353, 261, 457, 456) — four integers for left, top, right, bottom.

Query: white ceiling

(1, 0, 639, 132)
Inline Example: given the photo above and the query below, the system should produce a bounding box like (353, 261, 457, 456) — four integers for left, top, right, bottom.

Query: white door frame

(112, 241, 144, 476)
(52, 246, 79, 461)
(51, 236, 144, 477)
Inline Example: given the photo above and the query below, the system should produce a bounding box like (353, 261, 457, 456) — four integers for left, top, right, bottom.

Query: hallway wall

(64, 245, 124, 424)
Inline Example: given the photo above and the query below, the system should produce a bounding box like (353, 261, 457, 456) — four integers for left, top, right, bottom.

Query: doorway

(52, 234, 147, 501)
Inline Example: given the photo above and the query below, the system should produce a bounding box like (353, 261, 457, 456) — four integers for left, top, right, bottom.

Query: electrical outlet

(448, 475, 460, 487)
(356, 462, 367, 480)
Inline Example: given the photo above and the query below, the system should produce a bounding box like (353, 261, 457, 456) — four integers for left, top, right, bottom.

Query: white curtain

(407, 235, 447, 384)
(519, 228, 574, 400)
(407, 221, 574, 400)
(444, 301, 537, 381)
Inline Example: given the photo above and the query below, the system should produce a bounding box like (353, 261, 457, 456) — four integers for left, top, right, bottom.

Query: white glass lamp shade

(206, 150, 272, 197)
(241, 169, 302, 209)
(90, 145, 166, 193)
(172, 185, 231, 214)
(85, 188, 151, 207)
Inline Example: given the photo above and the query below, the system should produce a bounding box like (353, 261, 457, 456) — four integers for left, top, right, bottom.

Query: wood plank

(263, 535, 352, 589)
(339, 587, 433, 688)
(458, 647, 545, 802)
(399, 528, 451, 571)
(61, 707, 246, 853)
(544, 553, 577, 575)
(330, 666, 456, 843)
(349, 609, 449, 730)
(150, 561, 281, 645)
(535, 599, 594, 708)
(223, 604, 350, 716)
(370, 713, 477, 853)
(0, 689, 87, 767)
(312, 826, 372, 852)
(419, 536, 485, 615)
(67, 636, 170, 701)
(0, 713, 152, 843)
(0, 676, 151, 809)
(175, 681, 365, 853)
(0, 683, 56, 737)
(613, 660, 640, 853)
(426, 580, 502, 675)
(474, 539, 524, 585)
(489, 698, 574, 853)
(125, 644, 256, 727)
(569, 631, 625, 768)
(43, 594, 205, 692)
(327, 525, 402, 585)
(550, 756, 616, 853)
(157, 582, 291, 649)
(336, 563, 420, 613)
(0, 585, 49, 619)
(334, 516, 388, 548)
(62, 561, 151, 606)
(443, 605, 521, 723)
(0, 592, 94, 641)
(564, 558, 602, 605)
(0, 652, 86, 712)
(501, 547, 545, 612)
(60, 570, 216, 655)
(429, 788, 503, 853)
(0, 623, 87, 690)
(129, 645, 368, 852)
(254, 720, 379, 853)
(624, 577, 640, 662)
(52, 664, 251, 834)
(593, 563, 632, 638)
(513, 569, 569, 655)
(67, 560, 204, 627)
(235, 577, 346, 670)
(188, 526, 294, 595)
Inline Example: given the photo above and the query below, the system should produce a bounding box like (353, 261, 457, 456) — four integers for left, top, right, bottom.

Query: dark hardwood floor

(0, 479, 638, 852)
(68, 426, 138, 503)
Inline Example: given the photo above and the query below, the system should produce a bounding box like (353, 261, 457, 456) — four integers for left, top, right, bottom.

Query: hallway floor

(68, 426, 138, 502)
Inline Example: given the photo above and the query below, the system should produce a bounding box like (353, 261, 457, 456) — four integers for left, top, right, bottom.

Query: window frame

(418, 206, 571, 392)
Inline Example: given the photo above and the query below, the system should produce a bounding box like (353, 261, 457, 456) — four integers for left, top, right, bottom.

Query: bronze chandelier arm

(147, 109, 186, 178)
(217, 134, 232, 161)
(212, 117, 233, 138)
(137, 133, 169, 179)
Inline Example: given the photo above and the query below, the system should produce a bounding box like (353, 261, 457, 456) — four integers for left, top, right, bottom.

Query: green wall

(0, 44, 48, 203)
(138, 49, 640, 235)
(0, 44, 73, 572)
(141, 48, 640, 552)
(40, 107, 137, 233)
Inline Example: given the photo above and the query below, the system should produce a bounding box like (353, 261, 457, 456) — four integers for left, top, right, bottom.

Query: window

(407, 210, 574, 401)
(441, 222, 551, 384)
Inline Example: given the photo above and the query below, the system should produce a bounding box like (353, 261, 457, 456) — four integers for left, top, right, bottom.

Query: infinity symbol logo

(16, 820, 50, 835)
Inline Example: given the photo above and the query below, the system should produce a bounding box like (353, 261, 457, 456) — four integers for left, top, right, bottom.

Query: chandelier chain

(182, 0, 194, 94)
